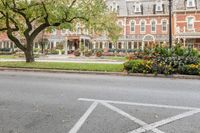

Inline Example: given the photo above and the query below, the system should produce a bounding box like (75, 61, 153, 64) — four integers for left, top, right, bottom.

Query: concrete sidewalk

(0, 58, 124, 64)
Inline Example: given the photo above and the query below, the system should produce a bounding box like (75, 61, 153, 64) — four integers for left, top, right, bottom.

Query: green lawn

(103, 56, 127, 61)
(0, 55, 16, 59)
(0, 62, 124, 72)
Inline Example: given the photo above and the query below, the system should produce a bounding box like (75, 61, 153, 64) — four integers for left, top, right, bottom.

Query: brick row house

(0, 0, 200, 51)
(174, 0, 200, 50)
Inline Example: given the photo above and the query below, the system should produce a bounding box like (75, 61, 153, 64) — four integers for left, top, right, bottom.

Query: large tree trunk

(25, 49, 35, 63)
(24, 42, 35, 63)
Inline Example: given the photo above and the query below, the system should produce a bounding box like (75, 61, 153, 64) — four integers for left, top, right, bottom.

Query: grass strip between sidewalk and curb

(0, 62, 124, 72)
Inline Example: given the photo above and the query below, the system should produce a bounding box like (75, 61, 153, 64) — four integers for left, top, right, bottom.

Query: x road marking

(69, 98, 200, 133)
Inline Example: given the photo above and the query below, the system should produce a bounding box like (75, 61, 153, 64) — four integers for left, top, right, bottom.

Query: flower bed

(124, 45, 200, 75)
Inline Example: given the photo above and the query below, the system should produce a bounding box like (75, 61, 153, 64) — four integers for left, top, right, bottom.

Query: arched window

(140, 20, 146, 32)
(151, 20, 156, 32)
(162, 20, 167, 32)
(130, 21, 135, 32)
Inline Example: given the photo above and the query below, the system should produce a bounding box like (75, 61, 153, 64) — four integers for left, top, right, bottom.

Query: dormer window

(134, 3, 142, 13)
(187, 0, 195, 8)
(156, 4, 163, 11)
(113, 2, 116, 11)
(117, 5, 120, 14)
(156, 0, 163, 12)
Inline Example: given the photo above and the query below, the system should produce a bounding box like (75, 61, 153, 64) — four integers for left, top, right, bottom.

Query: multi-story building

(174, 0, 200, 50)
(95, 0, 170, 50)
(0, 0, 200, 51)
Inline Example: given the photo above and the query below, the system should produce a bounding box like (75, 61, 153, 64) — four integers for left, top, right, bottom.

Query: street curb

(0, 67, 199, 80)
(0, 67, 127, 76)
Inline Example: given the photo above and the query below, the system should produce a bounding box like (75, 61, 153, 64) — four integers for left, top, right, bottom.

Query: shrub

(84, 50, 93, 57)
(124, 60, 143, 72)
(96, 49, 103, 57)
(178, 64, 200, 75)
(0, 48, 11, 52)
(33, 48, 40, 53)
(50, 49, 59, 55)
(56, 43, 64, 50)
(62, 50, 65, 55)
(74, 49, 81, 57)
(108, 49, 116, 53)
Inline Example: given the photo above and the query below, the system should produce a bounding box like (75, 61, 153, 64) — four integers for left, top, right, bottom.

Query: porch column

(142, 41, 145, 51)
(121, 42, 124, 49)
(93, 42, 96, 49)
(131, 41, 134, 49)
(136, 42, 140, 49)
(53, 41, 57, 49)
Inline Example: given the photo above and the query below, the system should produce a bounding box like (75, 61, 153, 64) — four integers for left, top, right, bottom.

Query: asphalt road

(0, 71, 200, 133)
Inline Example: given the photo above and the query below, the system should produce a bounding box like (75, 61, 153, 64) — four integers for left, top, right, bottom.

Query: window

(187, 0, 195, 7)
(134, 3, 141, 13)
(151, 20, 156, 32)
(156, 4, 163, 11)
(118, 21, 123, 28)
(162, 20, 167, 32)
(140, 20, 146, 32)
(113, 2, 116, 12)
(128, 42, 132, 49)
(117, 6, 120, 14)
(187, 17, 194, 30)
(130, 21, 135, 32)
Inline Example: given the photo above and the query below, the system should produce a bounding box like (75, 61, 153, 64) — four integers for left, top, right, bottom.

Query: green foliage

(96, 49, 103, 57)
(74, 49, 81, 57)
(0, 62, 124, 72)
(84, 49, 93, 57)
(124, 60, 200, 75)
(56, 43, 64, 50)
(50, 49, 59, 55)
(124, 60, 143, 72)
(0, 0, 120, 62)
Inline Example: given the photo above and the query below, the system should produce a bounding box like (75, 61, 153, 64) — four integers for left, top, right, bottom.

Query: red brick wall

(175, 12, 200, 33)
(118, 16, 169, 36)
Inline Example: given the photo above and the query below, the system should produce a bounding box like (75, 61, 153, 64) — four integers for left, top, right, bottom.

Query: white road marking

(128, 109, 200, 133)
(100, 101, 165, 133)
(68, 102, 98, 133)
(79, 98, 200, 110)
(69, 98, 200, 133)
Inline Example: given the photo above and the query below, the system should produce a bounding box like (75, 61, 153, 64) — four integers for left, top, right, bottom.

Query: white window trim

(140, 20, 146, 33)
(186, 16, 195, 31)
(134, 3, 142, 13)
(130, 20, 136, 33)
(161, 19, 168, 32)
(156, 3, 163, 12)
(150, 20, 157, 33)
(187, 0, 196, 8)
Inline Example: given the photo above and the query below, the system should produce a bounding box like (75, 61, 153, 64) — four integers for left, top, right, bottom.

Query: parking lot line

(69, 102, 98, 133)
(78, 98, 200, 110)
(69, 98, 200, 133)
(100, 101, 165, 133)
(128, 109, 200, 133)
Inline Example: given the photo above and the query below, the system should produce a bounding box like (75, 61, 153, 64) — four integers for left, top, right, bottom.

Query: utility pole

(169, 0, 173, 48)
